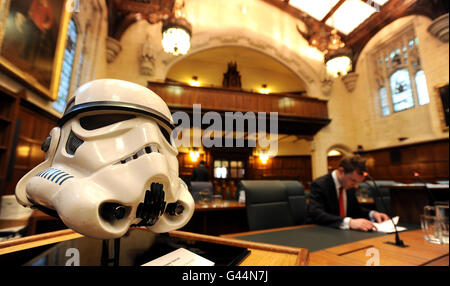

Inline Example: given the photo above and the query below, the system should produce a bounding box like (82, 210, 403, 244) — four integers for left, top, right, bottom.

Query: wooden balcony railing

(147, 81, 331, 135)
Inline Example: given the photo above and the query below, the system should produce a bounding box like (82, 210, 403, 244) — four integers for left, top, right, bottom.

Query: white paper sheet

(141, 248, 215, 266)
(373, 216, 407, 233)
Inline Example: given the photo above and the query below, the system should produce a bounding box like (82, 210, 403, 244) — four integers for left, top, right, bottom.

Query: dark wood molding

(321, 0, 346, 24)
(347, 0, 449, 69)
(106, 0, 175, 40)
(261, 0, 448, 70)
(355, 138, 449, 154)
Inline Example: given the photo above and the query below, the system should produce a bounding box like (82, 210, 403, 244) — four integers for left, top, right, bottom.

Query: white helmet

(15, 79, 194, 239)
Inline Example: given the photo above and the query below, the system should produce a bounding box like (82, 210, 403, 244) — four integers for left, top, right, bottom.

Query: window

(53, 18, 78, 113)
(214, 160, 245, 179)
(379, 87, 390, 116)
(214, 160, 228, 179)
(415, 70, 430, 105)
(373, 27, 429, 116)
(390, 69, 414, 112)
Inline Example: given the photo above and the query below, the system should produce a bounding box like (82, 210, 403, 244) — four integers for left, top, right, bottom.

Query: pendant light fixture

(161, 1, 192, 56)
(325, 29, 352, 78)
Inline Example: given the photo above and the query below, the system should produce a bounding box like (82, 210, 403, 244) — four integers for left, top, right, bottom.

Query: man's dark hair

(339, 155, 367, 175)
(199, 160, 205, 165)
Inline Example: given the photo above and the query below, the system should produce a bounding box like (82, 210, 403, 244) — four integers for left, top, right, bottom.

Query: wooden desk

(0, 228, 309, 266)
(169, 230, 308, 266)
(223, 225, 449, 266)
(182, 201, 248, 235)
(195, 201, 245, 211)
(308, 229, 449, 266)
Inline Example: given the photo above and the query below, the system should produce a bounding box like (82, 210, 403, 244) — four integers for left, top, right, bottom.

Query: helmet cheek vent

(65, 130, 84, 155)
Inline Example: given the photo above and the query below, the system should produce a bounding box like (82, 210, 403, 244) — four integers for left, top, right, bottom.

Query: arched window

(390, 69, 414, 112)
(373, 27, 429, 117)
(415, 70, 430, 106)
(379, 87, 390, 116)
(53, 18, 78, 113)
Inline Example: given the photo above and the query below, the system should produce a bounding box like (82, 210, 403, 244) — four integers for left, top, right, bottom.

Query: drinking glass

(198, 191, 211, 205)
(212, 195, 223, 207)
(421, 215, 441, 244)
(423, 205, 436, 217)
(439, 217, 449, 244)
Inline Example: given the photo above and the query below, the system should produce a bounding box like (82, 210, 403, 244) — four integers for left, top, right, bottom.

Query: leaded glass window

(53, 19, 78, 113)
(372, 27, 429, 116)
(379, 87, 390, 116)
(390, 69, 414, 112)
(415, 70, 430, 106)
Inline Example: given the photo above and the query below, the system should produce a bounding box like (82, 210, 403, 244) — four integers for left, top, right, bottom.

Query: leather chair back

(279, 180, 307, 225)
(190, 181, 213, 203)
(239, 180, 295, 231)
(359, 181, 394, 216)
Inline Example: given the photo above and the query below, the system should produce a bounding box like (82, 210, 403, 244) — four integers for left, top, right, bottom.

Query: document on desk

(373, 216, 407, 233)
(142, 248, 215, 266)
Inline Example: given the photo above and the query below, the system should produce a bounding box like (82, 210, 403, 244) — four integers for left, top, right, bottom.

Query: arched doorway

(326, 145, 353, 173)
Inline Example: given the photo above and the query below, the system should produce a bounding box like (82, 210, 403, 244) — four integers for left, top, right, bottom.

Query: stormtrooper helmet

(15, 79, 194, 239)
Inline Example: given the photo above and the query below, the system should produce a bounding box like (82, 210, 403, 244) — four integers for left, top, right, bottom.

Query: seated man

(308, 155, 389, 231)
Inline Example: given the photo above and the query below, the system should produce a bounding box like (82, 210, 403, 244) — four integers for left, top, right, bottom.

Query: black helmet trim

(58, 101, 175, 131)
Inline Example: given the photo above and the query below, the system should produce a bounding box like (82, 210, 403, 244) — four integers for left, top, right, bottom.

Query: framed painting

(0, 0, 71, 100)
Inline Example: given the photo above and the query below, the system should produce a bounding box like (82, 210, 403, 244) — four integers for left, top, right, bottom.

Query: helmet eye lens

(79, 114, 136, 130)
(159, 125, 173, 146)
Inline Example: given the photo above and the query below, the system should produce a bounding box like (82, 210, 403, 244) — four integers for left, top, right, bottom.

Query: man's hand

(349, 218, 376, 232)
(371, 211, 389, 223)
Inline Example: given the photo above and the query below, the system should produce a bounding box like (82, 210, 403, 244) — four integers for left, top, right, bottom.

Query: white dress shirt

(331, 170, 375, 230)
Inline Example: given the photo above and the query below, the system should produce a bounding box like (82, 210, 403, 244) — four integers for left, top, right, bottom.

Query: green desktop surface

(232, 224, 420, 252)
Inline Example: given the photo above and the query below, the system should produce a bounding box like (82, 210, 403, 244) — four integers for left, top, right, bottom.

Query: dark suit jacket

(191, 165, 210, 182)
(307, 173, 371, 228)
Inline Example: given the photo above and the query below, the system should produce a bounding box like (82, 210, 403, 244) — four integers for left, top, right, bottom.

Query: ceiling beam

(260, 0, 334, 32)
(321, 0, 346, 23)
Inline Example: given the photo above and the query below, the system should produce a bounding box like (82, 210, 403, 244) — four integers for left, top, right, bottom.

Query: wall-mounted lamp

(189, 148, 200, 162)
(259, 152, 269, 164)
(259, 84, 270, 94)
(188, 76, 200, 87)
(327, 149, 342, 157)
(254, 148, 270, 165)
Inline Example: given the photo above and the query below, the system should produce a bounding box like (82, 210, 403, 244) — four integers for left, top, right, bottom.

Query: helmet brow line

(59, 101, 175, 131)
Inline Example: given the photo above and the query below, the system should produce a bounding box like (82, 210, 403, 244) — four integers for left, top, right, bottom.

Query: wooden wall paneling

(246, 94, 254, 112)
(433, 142, 449, 162)
(0, 87, 21, 197)
(359, 140, 449, 183)
(435, 161, 449, 179)
(415, 144, 431, 163)
(3, 101, 58, 196)
(264, 96, 272, 113)
(401, 147, 416, 164)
